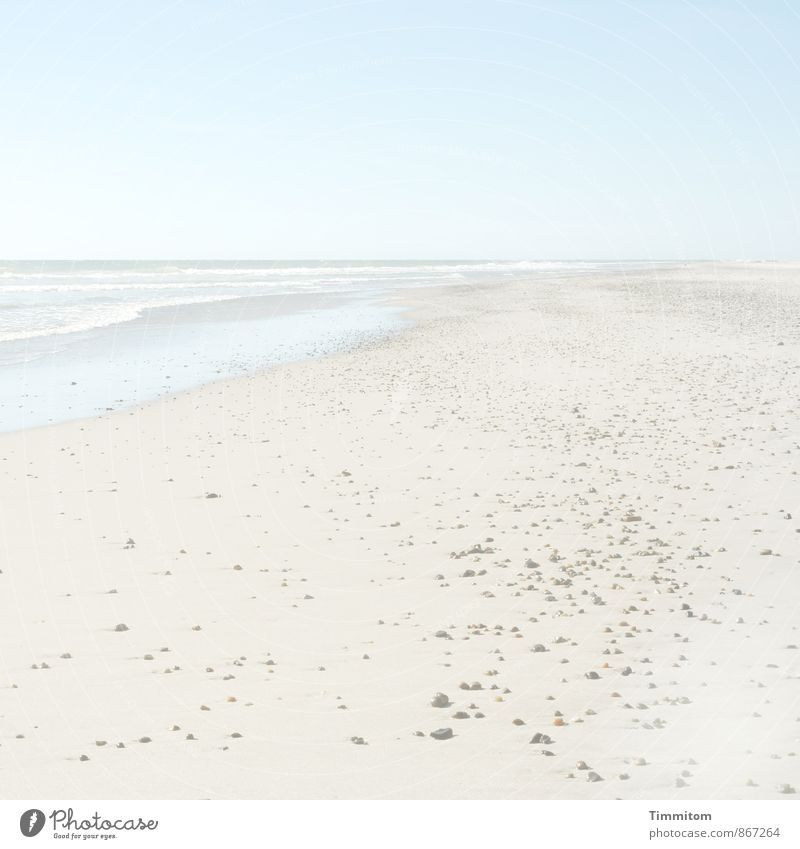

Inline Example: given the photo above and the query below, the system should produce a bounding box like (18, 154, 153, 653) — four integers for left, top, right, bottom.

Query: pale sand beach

(1, 262, 798, 800)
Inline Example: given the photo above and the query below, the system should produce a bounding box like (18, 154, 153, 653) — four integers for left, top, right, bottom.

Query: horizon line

(0, 257, 791, 264)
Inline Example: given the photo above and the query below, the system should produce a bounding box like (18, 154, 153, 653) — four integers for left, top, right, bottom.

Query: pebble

(430, 728, 454, 740)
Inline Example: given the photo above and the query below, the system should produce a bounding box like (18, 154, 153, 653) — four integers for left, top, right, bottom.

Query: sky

(0, 0, 798, 260)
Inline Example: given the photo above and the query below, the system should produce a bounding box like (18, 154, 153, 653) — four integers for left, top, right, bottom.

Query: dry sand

(1, 262, 799, 799)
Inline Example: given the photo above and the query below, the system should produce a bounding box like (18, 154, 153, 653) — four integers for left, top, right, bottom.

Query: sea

(0, 260, 606, 432)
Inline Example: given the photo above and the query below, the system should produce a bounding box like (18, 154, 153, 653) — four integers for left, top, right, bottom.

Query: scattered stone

(430, 728, 454, 740)
(530, 733, 553, 745)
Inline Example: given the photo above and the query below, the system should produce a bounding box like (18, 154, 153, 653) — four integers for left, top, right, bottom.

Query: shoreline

(1, 262, 799, 800)
(0, 267, 527, 437)
(0, 288, 408, 436)
(0, 259, 679, 436)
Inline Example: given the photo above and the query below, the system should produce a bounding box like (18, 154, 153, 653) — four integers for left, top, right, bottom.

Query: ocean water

(0, 260, 604, 432)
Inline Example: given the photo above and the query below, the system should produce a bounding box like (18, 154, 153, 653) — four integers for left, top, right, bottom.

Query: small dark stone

(530, 732, 553, 745)
(430, 728, 454, 740)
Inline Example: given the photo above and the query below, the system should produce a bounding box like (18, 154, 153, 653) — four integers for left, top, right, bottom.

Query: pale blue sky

(1, 0, 798, 259)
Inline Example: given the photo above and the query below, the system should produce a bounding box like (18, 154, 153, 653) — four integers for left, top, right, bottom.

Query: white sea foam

(0, 260, 608, 346)
(0, 293, 249, 343)
(0, 273, 465, 294)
